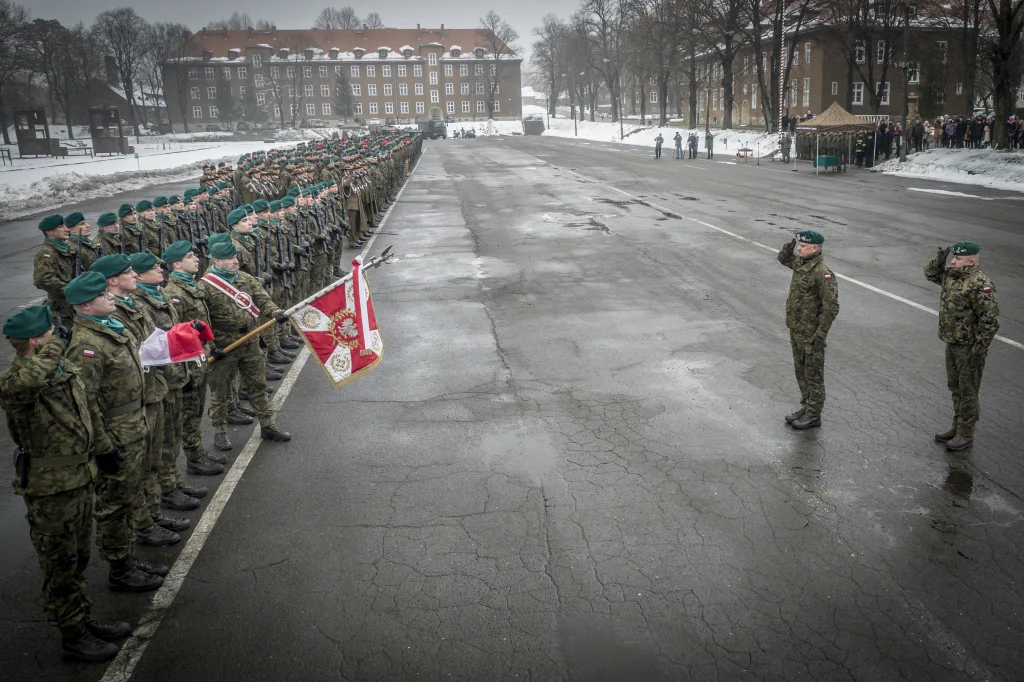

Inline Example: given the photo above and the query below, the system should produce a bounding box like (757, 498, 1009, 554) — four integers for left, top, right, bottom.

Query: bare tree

(337, 7, 361, 29)
(145, 22, 192, 133)
(0, 0, 30, 145)
(207, 12, 254, 31)
(744, 0, 816, 132)
(577, 0, 625, 122)
(531, 14, 569, 117)
(28, 19, 71, 133)
(478, 10, 521, 118)
(334, 68, 355, 122)
(93, 7, 150, 136)
(315, 8, 345, 30)
(364, 12, 385, 29)
(987, 0, 1024, 146)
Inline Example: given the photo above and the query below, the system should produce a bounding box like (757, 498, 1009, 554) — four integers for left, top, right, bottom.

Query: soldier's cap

(208, 240, 237, 259)
(38, 214, 65, 232)
(91, 253, 133, 279)
(152, 196, 168, 208)
(206, 232, 232, 247)
(129, 251, 162, 274)
(183, 189, 197, 201)
(65, 211, 85, 227)
(216, 181, 228, 190)
(269, 200, 283, 212)
(3, 305, 53, 340)
(796, 230, 824, 245)
(206, 187, 217, 197)
(169, 195, 182, 204)
(287, 187, 300, 197)
(239, 203, 254, 214)
(97, 212, 117, 227)
(117, 203, 135, 218)
(163, 240, 194, 264)
(280, 196, 296, 209)
(217, 162, 226, 168)
(64, 271, 109, 306)
(226, 208, 247, 228)
(299, 189, 314, 197)
(951, 241, 980, 256)
(136, 199, 153, 212)
(252, 199, 271, 213)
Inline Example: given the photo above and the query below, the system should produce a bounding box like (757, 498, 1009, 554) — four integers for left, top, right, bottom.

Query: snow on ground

(0, 141, 297, 222)
(542, 117, 781, 157)
(523, 104, 547, 117)
(474, 120, 524, 136)
(873, 148, 1024, 192)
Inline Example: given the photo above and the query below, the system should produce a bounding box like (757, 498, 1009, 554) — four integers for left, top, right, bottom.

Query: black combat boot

(108, 564, 163, 592)
(267, 350, 293, 365)
(235, 404, 257, 417)
(152, 512, 191, 532)
(133, 557, 169, 577)
(160, 488, 200, 511)
(227, 409, 255, 425)
(135, 524, 181, 547)
(785, 408, 805, 424)
(62, 632, 119, 662)
(177, 482, 207, 498)
(265, 368, 283, 382)
(791, 413, 822, 430)
(85, 619, 132, 640)
(934, 425, 957, 442)
(213, 433, 233, 451)
(279, 337, 302, 350)
(260, 425, 291, 442)
(187, 456, 225, 476)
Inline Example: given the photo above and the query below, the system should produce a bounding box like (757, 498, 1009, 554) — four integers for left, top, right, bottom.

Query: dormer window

(354, 48, 365, 59)
(304, 48, 314, 61)
(450, 47, 461, 58)
(402, 48, 413, 58)
(378, 47, 389, 59)
(474, 47, 485, 58)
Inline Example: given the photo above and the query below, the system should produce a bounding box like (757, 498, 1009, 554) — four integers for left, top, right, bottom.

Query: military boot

(934, 425, 958, 442)
(135, 523, 181, 547)
(791, 413, 822, 430)
(785, 408, 806, 425)
(62, 632, 119, 662)
(280, 337, 302, 350)
(213, 433, 233, 451)
(161, 488, 200, 511)
(187, 455, 225, 475)
(946, 433, 974, 451)
(234, 404, 257, 417)
(228, 409, 255, 425)
(177, 482, 208, 499)
(152, 512, 191, 532)
(108, 564, 163, 592)
(238, 388, 250, 401)
(260, 424, 292, 442)
(265, 368, 284, 382)
(85, 619, 132, 640)
(268, 350, 294, 365)
(133, 557, 169, 577)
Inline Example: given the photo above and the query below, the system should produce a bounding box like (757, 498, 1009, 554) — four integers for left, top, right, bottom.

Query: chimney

(104, 55, 117, 86)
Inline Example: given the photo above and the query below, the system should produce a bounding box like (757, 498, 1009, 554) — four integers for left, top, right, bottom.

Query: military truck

(417, 119, 448, 139)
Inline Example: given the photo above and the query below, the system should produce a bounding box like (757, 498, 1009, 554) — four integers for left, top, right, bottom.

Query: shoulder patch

(171, 298, 181, 304)
(82, 349, 95, 357)
(42, 253, 51, 259)
(982, 286, 991, 293)
(824, 274, 833, 280)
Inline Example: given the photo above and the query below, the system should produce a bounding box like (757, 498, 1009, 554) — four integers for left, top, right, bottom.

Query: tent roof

(796, 102, 876, 132)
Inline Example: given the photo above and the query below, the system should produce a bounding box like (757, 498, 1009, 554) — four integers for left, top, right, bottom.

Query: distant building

(162, 26, 523, 131)
(521, 86, 536, 106)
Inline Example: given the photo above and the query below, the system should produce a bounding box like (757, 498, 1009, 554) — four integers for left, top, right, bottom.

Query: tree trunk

(688, 49, 698, 127)
(589, 90, 596, 122)
(723, 53, 735, 129)
(0, 91, 11, 145)
(640, 80, 647, 122)
(659, 70, 670, 126)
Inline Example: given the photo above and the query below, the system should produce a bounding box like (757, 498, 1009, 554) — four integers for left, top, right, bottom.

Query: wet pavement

(0, 137, 1022, 681)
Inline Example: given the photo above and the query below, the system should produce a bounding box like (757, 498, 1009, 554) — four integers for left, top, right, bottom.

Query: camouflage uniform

(0, 337, 98, 639)
(65, 316, 148, 569)
(69, 236, 101, 274)
(33, 239, 76, 322)
(164, 274, 212, 464)
(97, 230, 124, 257)
(120, 222, 145, 255)
(924, 257, 1000, 436)
(778, 241, 840, 417)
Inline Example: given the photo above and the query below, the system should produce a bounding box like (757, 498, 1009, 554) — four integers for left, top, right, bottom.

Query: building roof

(797, 102, 877, 132)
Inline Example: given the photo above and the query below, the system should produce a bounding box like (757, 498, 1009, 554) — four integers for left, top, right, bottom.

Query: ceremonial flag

(138, 321, 213, 367)
(290, 256, 384, 388)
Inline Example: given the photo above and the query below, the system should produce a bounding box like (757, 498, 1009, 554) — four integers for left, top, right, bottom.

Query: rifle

(275, 225, 293, 289)
(158, 220, 166, 257)
(174, 213, 184, 241)
(253, 232, 263, 281)
(73, 240, 83, 278)
(264, 229, 274, 287)
(139, 221, 147, 254)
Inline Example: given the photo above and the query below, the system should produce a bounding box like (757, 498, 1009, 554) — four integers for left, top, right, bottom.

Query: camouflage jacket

(97, 230, 123, 256)
(777, 244, 840, 338)
(70, 236, 101, 273)
(230, 232, 258, 277)
(120, 222, 145, 255)
(32, 240, 75, 320)
(1, 338, 97, 497)
(65, 315, 148, 452)
(113, 296, 166, 405)
(924, 259, 1000, 347)
(139, 217, 164, 257)
(135, 289, 188, 390)
(199, 270, 281, 349)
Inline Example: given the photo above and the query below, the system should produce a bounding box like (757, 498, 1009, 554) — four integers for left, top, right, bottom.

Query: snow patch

(874, 149, 1024, 193)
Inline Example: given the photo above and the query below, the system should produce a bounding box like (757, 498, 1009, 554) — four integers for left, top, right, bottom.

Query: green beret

(206, 232, 232, 247)
(287, 187, 300, 197)
(64, 271, 108, 306)
(168, 195, 182, 204)
(117, 203, 135, 218)
(64, 211, 85, 227)
(129, 252, 160, 274)
(252, 199, 270, 212)
(183, 189, 197, 200)
(951, 241, 980, 256)
(299, 189, 313, 197)
(226, 208, 246, 228)
(206, 188, 217, 197)
(38, 214, 64, 232)
(239, 203, 254, 214)
(281, 196, 296, 208)
(90, 253, 132, 279)
(269, 200, 283, 212)
(163, 241, 194, 264)
(152, 196, 168, 208)
(216, 181, 228, 190)
(3, 305, 53, 339)
(217, 162, 226, 168)
(796, 230, 824, 245)
(97, 212, 117, 227)
(135, 199, 153, 212)
(208, 240, 237, 259)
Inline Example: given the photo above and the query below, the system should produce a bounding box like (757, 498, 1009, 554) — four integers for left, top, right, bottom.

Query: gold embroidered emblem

(328, 353, 350, 374)
(298, 309, 320, 330)
(327, 309, 359, 350)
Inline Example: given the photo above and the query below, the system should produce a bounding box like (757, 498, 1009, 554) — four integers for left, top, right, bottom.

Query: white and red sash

(201, 273, 261, 319)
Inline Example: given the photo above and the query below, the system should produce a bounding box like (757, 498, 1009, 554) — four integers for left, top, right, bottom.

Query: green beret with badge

(269, 200, 282, 212)
(951, 241, 980, 256)
(64, 212, 85, 227)
(796, 230, 824, 245)
(226, 208, 246, 228)
(97, 212, 117, 227)
(64, 271, 108, 305)
(117, 203, 135, 218)
(252, 199, 270, 212)
(168, 195, 181, 204)
(281, 196, 295, 208)
(152, 196, 168, 208)
(38, 214, 64, 232)
(90, 253, 132, 278)
(129, 252, 161, 274)
(3, 305, 53, 339)
(162, 240, 194, 264)
(135, 199, 153, 212)
(208, 240, 237, 259)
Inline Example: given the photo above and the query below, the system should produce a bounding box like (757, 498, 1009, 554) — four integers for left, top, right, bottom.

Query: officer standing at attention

(96, 212, 122, 255)
(1, 306, 132, 662)
(925, 242, 1000, 451)
(33, 215, 76, 325)
(63, 272, 165, 592)
(777, 230, 840, 430)
(65, 212, 101, 273)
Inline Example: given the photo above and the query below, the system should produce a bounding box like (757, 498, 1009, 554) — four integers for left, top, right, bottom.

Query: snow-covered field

(873, 148, 1024, 192)
(542, 117, 782, 157)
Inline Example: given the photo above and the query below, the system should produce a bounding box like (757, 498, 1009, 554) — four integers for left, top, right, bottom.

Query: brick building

(162, 26, 523, 131)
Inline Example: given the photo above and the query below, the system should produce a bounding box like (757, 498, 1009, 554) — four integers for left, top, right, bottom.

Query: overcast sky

(26, 0, 576, 64)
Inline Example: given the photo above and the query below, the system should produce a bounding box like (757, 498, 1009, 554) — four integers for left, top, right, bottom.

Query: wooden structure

(796, 102, 876, 175)
(13, 108, 59, 158)
(88, 106, 133, 155)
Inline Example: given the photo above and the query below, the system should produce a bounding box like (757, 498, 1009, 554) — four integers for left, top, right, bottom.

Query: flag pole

(209, 246, 394, 362)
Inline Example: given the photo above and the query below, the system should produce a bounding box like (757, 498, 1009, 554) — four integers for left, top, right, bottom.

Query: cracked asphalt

(1, 136, 1023, 682)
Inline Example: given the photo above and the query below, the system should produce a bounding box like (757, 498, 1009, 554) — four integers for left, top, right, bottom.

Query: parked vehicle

(264, 122, 281, 130)
(205, 124, 222, 132)
(236, 121, 252, 131)
(417, 119, 447, 139)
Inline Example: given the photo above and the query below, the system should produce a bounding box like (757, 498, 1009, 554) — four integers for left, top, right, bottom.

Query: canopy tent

(794, 102, 876, 175)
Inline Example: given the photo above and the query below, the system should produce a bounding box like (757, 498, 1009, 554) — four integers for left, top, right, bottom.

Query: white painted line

(99, 157, 422, 682)
(907, 187, 991, 200)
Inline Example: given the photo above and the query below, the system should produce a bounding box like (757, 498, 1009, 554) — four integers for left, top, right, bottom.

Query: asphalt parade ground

(1, 136, 1022, 682)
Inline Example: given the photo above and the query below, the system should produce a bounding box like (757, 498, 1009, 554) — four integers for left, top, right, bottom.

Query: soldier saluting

(777, 230, 840, 430)
(925, 242, 1000, 451)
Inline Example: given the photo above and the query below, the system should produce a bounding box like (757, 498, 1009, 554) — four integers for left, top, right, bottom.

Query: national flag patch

(983, 286, 991, 293)
(171, 298, 180, 305)
(42, 254, 50, 259)
(824, 274, 833, 280)
(82, 350, 95, 357)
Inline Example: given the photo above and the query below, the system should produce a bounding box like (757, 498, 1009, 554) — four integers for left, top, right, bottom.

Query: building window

(461, 83, 469, 95)
(400, 101, 409, 114)
(306, 102, 315, 115)
(793, 49, 799, 67)
(493, 100, 500, 112)
(205, 67, 215, 79)
(445, 82, 454, 95)
(385, 101, 393, 114)
(303, 66, 311, 78)
(257, 92, 266, 106)
(446, 101, 455, 113)
(366, 65, 375, 77)
(428, 53, 437, 66)
(220, 67, 230, 80)
(209, 105, 218, 118)
(805, 42, 811, 65)
(323, 103, 332, 115)
(190, 87, 200, 100)
(270, 66, 279, 79)
(802, 78, 810, 106)
(475, 82, 484, 95)
(355, 103, 362, 114)
(382, 65, 391, 77)
(384, 83, 392, 96)
(287, 66, 295, 79)
(477, 100, 485, 113)
(188, 68, 198, 80)
(352, 84, 361, 96)
(650, 90, 658, 103)
(321, 84, 331, 97)
(908, 63, 920, 84)
(460, 64, 468, 76)
(253, 55, 262, 68)
(291, 103, 299, 116)
(399, 83, 408, 96)
(956, 82, 963, 94)
(319, 66, 328, 78)
(351, 65, 360, 77)
(877, 82, 890, 105)
(430, 89, 439, 103)
(936, 41, 948, 63)
(254, 74, 264, 87)
(368, 84, 377, 96)
(192, 105, 203, 119)
(490, 65, 496, 76)
(415, 102, 424, 114)
(1019, 88, 1024, 103)
(876, 40, 887, 64)
(413, 64, 422, 77)
(398, 65, 407, 77)
(335, 66, 343, 75)
(415, 83, 423, 95)
(305, 85, 314, 98)
(288, 86, 294, 97)
(752, 83, 758, 108)
(831, 81, 838, 95)
(852, 82, 864, 105)
(239, 86, 246, 97)
(207, 86, 216, 99)
(274, 104, 281, 118)
(444, 64, 452, 77)
(369, 102, 378, 114)
(475, 64, 484, 76)
(429, 71, 438, 85)
(712, 89, 718, 110)
(854, 42, 866, 64)
(462, 101, 470, 113)
(238, 66, 247, 79)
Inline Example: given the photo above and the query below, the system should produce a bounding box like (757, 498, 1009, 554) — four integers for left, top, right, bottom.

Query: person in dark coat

(864, 133, 876, 168)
